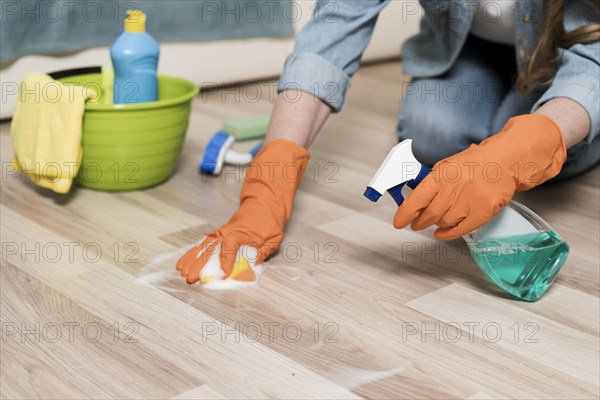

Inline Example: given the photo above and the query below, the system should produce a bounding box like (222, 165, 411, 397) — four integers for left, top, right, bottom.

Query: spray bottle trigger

(387, 182, 407, 206)
(407, 163, 432, 190)
(388, 163, 431, 206)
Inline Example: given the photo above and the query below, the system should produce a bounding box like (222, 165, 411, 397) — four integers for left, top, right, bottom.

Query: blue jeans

(397, 35, 599, 179)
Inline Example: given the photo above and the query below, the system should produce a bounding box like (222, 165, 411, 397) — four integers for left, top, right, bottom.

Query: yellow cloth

(11, 73, 97, 193)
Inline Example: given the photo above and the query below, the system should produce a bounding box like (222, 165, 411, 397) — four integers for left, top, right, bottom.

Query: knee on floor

(397, 114, 474, 166)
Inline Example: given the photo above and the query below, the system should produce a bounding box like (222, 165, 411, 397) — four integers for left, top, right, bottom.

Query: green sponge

(222, 114, 269, 141)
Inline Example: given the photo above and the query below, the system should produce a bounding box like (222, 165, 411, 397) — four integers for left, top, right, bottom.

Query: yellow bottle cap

(124, 10, 146, 33)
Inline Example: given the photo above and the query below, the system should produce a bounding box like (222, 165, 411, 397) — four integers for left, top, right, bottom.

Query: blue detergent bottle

(111, 10, 159, 104)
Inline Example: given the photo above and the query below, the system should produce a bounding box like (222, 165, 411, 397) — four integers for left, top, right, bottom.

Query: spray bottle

(364, 140, 569, 301)
(111, 10, 159, 104)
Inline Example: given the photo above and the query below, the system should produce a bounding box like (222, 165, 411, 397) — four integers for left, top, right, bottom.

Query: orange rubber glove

(177, 139, 309, 284)
(393, 114, 567, 240)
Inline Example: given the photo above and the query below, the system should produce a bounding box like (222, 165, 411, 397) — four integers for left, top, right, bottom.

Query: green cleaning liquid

(469, 230, 569, 301)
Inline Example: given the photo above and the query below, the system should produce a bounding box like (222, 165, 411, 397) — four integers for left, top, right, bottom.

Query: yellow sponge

(201, 256, 256, 284)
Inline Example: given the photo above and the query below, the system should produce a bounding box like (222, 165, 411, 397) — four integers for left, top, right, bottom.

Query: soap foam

(202, 264, 264, 290)
(134, 243, 195, 292)
(134, 241, 263, 290)
(327, 363, 411, 390)
(202, 245, 263, 290)
(198, 240, 224, 282)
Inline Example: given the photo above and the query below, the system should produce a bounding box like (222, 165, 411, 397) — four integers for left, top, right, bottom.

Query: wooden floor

(1, 62, 599, 399)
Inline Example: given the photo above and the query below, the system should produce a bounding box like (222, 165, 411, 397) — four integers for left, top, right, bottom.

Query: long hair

(516, 0, 600, 94)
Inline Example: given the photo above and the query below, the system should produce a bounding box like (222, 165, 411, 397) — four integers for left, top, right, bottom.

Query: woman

(177, 0, 599, 284)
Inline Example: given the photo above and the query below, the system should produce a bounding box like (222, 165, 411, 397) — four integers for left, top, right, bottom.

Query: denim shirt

(278, 0, 600, 142)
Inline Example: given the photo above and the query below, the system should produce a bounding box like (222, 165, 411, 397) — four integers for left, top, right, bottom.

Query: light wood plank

(1, 62, 598, 399)
(406, 284, 600, 388)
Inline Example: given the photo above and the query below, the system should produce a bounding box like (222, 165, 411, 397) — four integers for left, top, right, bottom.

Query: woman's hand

(177, 139, 309, 284)
(393, 114, 567, 240)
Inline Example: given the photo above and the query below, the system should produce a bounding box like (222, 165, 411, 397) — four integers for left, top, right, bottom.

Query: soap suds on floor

(201, 245, 262, 289)
(133, 270, 182, 292)
(134, 243, 195, 292)
(134, 242, 263, 290)
(202, 265, 264, 290)
(199, 241, 225, 282)
(308, 340, 324, 352)
(327, 363, 412, 390)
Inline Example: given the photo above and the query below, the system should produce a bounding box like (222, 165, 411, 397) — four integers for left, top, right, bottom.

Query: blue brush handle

(387, 163, 431, 206)
(249, 142, 264, 158)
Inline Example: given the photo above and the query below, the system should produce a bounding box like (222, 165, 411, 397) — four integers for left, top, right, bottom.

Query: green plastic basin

(58, 73, 198, 191)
